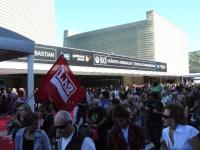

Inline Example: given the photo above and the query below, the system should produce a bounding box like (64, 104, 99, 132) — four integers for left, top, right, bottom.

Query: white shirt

(61, 132, 73, 150)
(162, 124, 199, 150)
(114, 89, 119, 99)
(86, 92, 94, 106)
(60, 132, 96, 150)
(81, 137, 96, 150)
(121, 126, 130, 150)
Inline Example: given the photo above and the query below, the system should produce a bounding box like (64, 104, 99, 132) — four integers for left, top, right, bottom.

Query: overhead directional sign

(16, 44, 167, 72)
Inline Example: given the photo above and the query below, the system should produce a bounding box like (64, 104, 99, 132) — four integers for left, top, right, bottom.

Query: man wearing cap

(54, 110, 96, 150)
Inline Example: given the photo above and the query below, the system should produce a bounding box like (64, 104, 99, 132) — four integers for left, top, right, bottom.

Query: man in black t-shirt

(38, 103, 54, 138)
(88, 101, 108, 150)
(145, 92, 163, 150)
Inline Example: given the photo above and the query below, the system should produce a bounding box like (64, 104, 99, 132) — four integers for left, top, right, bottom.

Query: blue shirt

(99, 99, 111, 110)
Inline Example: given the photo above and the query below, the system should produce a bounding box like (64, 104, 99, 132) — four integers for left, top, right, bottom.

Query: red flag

(35, 54, 85, 112)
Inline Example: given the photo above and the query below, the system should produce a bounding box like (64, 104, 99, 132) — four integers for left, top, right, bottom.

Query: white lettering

(133, 62, 155, 68)
(50, 66, 77, 103)
(35, 50, 55, 58)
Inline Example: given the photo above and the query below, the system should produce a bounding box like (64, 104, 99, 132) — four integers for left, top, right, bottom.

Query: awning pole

(27, 54, 35, 111)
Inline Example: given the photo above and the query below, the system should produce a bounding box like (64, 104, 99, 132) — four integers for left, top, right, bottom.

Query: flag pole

(25, 89, 37, 103)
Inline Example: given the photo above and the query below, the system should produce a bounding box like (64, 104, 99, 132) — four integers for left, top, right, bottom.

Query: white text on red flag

(50, 65, 77, 103)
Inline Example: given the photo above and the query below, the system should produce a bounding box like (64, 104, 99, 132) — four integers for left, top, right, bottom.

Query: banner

(35, 54, 85, 112)
(16, 44, 167, 72)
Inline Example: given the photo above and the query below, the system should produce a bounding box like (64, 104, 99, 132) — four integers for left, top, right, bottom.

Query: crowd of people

(0, 81, 200, 150)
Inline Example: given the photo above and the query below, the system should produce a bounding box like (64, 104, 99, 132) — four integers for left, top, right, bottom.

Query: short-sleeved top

(162, 124, 199, 150)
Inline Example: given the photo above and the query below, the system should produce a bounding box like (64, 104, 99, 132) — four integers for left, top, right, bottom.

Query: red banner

(35, 54, 85, 112)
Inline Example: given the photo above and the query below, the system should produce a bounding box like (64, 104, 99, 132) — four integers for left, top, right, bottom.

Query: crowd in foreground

(0, 81, 200, 150)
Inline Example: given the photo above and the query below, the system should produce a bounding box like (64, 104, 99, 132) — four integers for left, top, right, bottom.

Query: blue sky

(55, 0, 200, 51)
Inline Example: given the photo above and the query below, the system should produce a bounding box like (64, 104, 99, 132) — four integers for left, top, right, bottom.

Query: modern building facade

(64, 11, 189, 76)
(189, 50, 200, 73)
(0, 6, 188, 88)
(0, 0, 58, 46)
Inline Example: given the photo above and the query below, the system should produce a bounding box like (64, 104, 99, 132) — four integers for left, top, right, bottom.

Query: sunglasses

(162, 114, 171, 119)
(54, 123, 69, 130)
